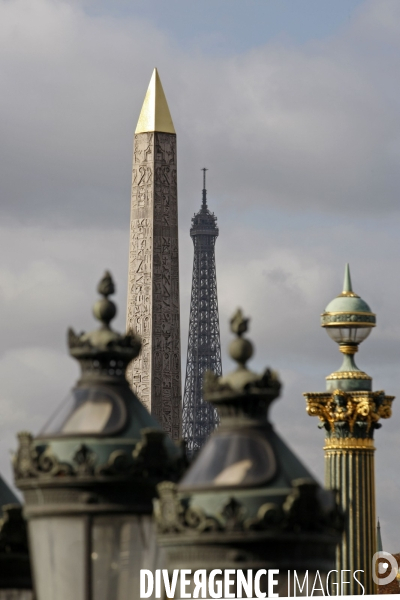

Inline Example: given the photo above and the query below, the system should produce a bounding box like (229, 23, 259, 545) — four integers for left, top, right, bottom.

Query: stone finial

(230, 308, 249, 336)
(93, 271, 117, 327)
(228, 309, 253, 368)
(67, 271, 141, 374)
(203, 309, 281, 419)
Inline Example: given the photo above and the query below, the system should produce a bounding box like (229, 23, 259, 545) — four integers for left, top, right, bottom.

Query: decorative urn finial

(93, 270, 116, 326)
(203, 308, 281, 420)
(68, 271, 141, 383)
(228, 308, 252, 366)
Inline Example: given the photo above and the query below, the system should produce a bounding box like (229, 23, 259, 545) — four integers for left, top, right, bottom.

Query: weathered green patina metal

(13, 271, 184, 600)
(321, 264, 376, 325)
(155, 310, 343, 595)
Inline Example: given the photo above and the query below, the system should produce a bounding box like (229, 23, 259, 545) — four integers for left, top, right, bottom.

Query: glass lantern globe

(321, 264, 376, 349)
(325, 324, 373, 345)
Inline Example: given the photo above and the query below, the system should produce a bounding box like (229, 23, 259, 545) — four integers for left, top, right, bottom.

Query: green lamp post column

(12, 272, 184, 600)
(304, 265, 394, 595)
(155, 310, 343, 597)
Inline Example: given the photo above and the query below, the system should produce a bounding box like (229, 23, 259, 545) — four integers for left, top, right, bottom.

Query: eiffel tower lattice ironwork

(182, 169, 222, 457)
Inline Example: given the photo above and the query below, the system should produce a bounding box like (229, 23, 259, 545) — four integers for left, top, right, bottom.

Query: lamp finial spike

(343, 263, 353, 294)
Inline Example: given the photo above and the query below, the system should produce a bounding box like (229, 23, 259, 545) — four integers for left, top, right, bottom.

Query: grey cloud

(1, 0, 400, 551)
(1, 0, 400, 229)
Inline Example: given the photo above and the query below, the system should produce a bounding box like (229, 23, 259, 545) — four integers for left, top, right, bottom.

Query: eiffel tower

(126, 68, 182, 440)
(182, 169, 222, 456)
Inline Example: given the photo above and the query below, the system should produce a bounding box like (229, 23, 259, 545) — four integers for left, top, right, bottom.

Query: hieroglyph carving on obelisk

(126, 68, 181, 440)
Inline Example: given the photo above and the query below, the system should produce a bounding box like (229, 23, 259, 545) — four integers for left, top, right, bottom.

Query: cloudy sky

(1, 0, 400, 549)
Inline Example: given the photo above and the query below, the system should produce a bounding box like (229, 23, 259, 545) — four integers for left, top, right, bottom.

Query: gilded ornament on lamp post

(304, 264, 394, 595)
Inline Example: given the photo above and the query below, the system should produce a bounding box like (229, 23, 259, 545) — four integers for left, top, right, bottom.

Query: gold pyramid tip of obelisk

(135, 68, 176, 134)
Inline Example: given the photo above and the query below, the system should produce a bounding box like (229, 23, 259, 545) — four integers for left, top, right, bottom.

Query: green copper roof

(324, 295, 373, 314)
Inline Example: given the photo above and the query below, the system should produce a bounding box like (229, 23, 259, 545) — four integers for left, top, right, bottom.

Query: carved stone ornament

(13, 429, 182, 484)
(154, 482, 220, 534)
(304, 390, 394, 439)
(154, 479, 344, 536)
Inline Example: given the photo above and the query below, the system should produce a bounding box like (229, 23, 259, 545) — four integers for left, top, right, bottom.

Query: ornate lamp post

(12, 272, 183, 600)
(320, 263, 376, 391)
(155, 310, 343, 597)
(304, 265, 394, 595)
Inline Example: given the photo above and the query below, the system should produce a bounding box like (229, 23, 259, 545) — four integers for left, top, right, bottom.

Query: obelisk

(126, 68, 181, 440)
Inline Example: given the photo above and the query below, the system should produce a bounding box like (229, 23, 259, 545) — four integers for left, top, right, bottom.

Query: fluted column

(305, 390, 393, 594)
(325, 439, 375, 594)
